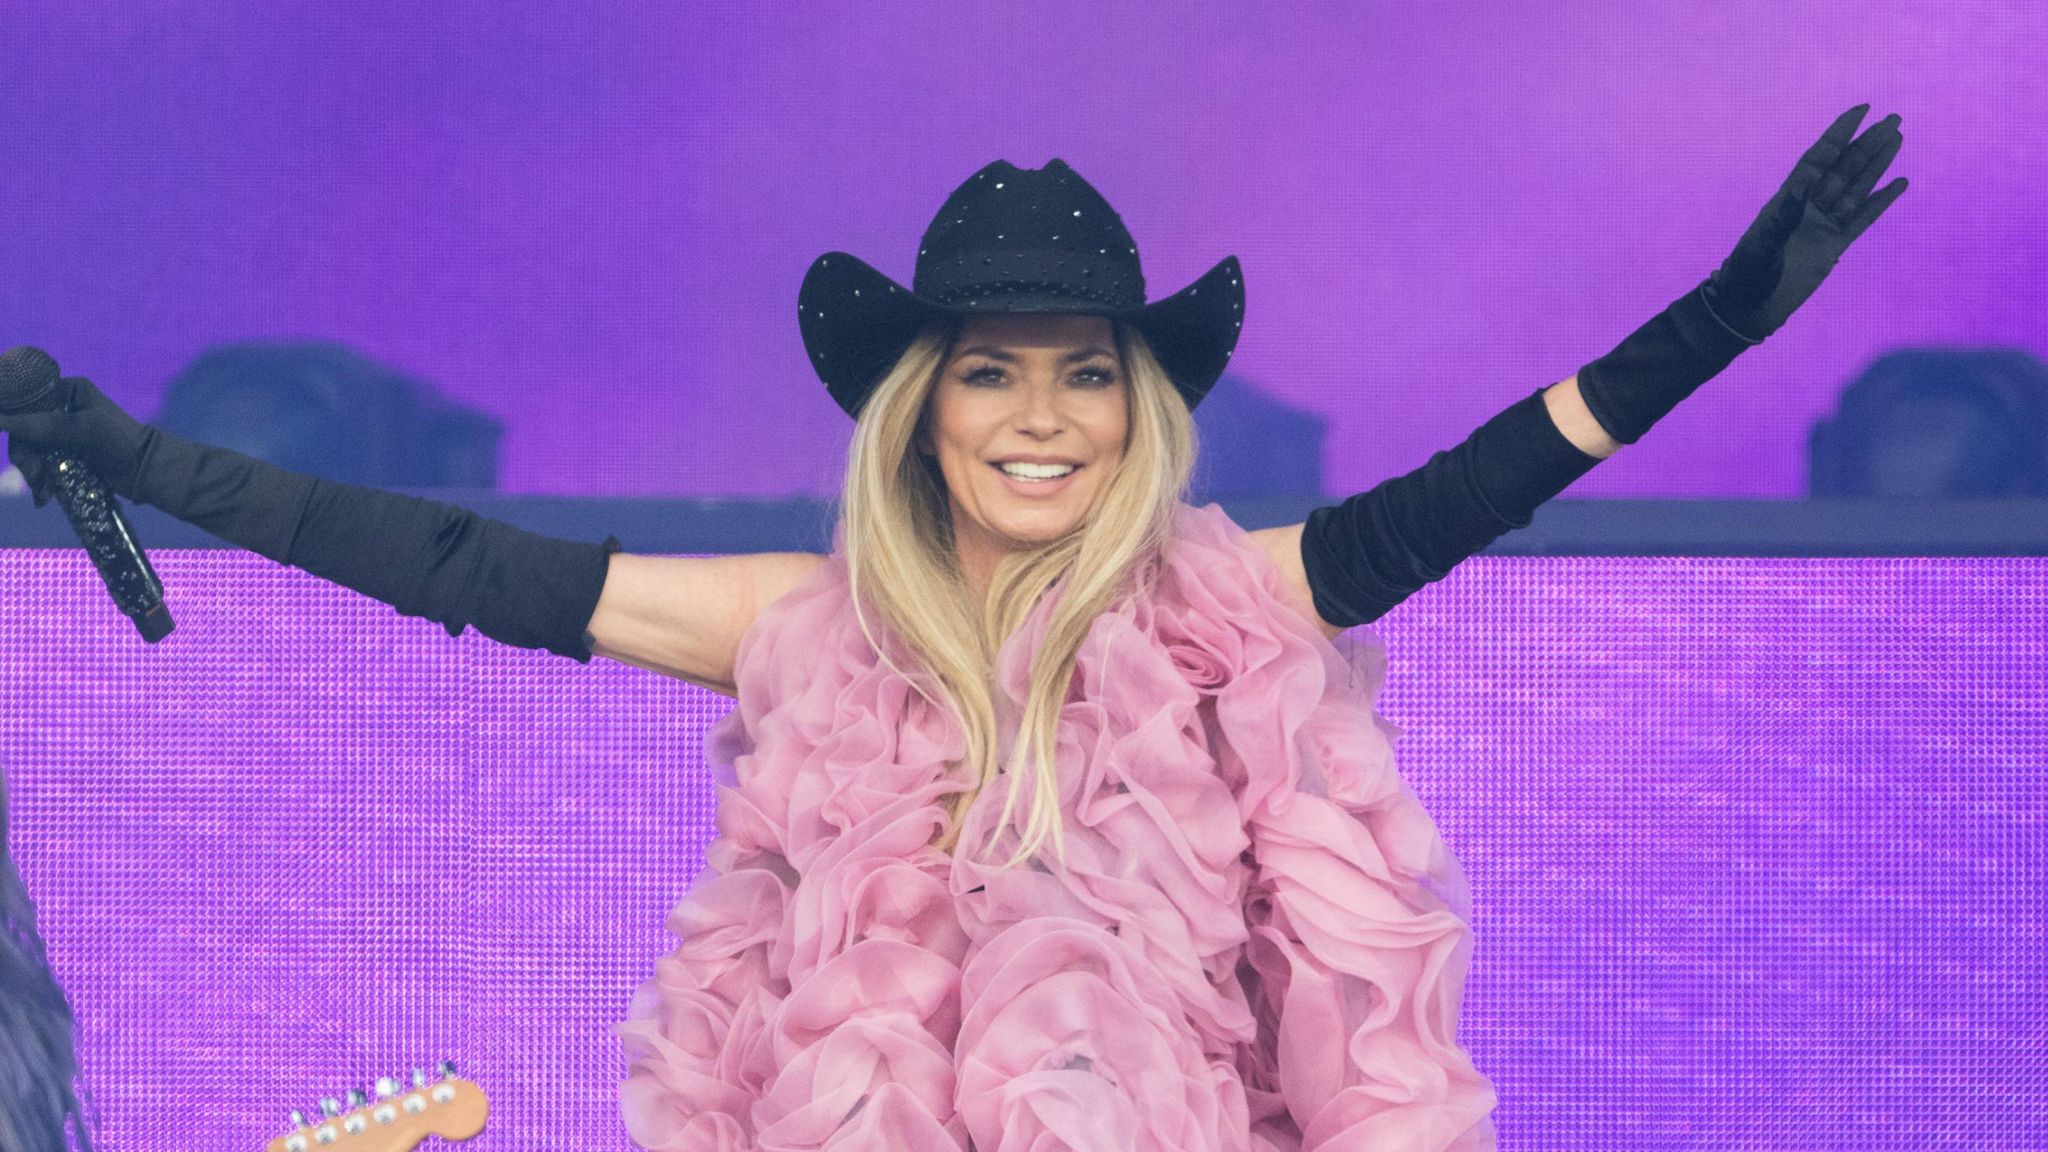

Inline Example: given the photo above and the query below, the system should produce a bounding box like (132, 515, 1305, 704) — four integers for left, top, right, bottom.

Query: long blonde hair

(837, 316, 1197, 869)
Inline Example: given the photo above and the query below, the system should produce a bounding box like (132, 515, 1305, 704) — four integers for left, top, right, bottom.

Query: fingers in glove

(0, 410, 69, 445)
(1812, 116, 1901, 222)
(1842, 176, 1909, 246)
(5, 438, 54, 507)
(1834, 123, 1904, 214)
(0, 367, 76, 434)
(1781, 103, 1871, 203)
(2, 407, 73, 507)
(51, 375, 94, 416)
(25, 460, 51, 507)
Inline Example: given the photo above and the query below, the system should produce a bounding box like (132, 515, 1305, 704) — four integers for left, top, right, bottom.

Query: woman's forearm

(1543, 374, 1623, 461)
(1298, 383, 1609, 628)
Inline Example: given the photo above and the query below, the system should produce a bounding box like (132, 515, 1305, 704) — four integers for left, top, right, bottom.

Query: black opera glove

(1295, 106, 1910, 629)
(1578, 104, 1908, 445)
(135, 434, 622, 663)
(2, 374, 618, 662)
(1301, 386, 1601, 629)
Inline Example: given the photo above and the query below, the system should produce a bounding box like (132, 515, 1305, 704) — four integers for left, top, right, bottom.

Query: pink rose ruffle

(617, 501, 1497, 1151)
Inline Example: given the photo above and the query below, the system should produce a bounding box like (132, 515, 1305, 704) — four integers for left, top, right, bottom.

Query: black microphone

(0, 346, 174, 642)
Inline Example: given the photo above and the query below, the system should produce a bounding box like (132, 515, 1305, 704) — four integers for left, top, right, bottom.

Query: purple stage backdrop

(2, 543, 2042, 1150)
(1, 1, 2042, 499)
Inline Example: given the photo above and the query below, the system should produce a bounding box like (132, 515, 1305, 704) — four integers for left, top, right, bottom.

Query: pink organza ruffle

(617, 501, 1497, 1151)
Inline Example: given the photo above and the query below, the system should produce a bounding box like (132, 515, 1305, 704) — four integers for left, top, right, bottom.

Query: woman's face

(921, 312, 1128, 572)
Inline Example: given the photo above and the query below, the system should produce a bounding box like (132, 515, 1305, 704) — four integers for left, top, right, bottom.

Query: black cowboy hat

(798, 159, 1244, 419)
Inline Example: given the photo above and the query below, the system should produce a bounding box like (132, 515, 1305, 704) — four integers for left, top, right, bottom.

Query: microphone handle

(46, 450, 174, 642)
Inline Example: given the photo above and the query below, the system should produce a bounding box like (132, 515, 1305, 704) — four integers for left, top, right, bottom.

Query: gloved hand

(1302, 106, 1914, 630)
(1702, 102, 1908, 342)
(2, 372, 160, 508)
(2, 352, 620, 662)
(1577, 103, 1909, 446)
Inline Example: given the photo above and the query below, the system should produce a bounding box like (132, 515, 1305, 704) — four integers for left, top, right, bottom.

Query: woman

(1, 106, 1904, 1150)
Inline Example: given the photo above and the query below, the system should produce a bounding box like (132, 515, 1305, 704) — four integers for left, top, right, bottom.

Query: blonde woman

(0, 106, 1904, 1150)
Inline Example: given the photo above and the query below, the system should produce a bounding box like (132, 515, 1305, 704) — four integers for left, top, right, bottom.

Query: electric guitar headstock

(263, 1060, 487, 1152)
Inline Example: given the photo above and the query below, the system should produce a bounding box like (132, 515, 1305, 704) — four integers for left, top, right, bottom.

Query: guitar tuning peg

(346, 1088, 367, 1108)
(319, 1097, 341, 1118)
(375, 1076, 401, 1098)
(437, 1059, 457, 1078)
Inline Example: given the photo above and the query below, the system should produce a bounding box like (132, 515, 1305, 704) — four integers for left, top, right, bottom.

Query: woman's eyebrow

(954, 344, 1117, 363)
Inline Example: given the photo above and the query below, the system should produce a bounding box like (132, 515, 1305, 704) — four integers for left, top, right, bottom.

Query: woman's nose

(1012, 379, 1062, 426)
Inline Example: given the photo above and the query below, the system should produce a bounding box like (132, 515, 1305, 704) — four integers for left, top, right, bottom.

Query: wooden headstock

(263, 1063, 487, 1152)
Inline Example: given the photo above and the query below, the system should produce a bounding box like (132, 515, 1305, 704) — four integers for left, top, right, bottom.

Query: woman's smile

(989, 460, 1083, 496)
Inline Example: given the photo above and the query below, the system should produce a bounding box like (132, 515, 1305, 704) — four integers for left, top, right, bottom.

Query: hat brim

(799, 252, 1244, 418)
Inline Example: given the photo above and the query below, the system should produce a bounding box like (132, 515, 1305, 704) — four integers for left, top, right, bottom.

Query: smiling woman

(616, 157, 1519, 1151)
(0, 106, 1907, 1152)
(610, 116, 1907, 1148)
(919, 312, 1132, 603)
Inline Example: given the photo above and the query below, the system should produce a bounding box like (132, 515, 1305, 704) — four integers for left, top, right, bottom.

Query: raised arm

(1271, 274, 1775, 636)
(1263, 103, 1907, 636)
(1257, 370, 1616, 640)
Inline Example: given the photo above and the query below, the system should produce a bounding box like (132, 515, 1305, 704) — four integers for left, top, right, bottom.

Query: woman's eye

(962, 366, 1116, 385)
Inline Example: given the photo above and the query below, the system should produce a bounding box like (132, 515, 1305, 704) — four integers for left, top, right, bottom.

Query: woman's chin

(999, 513, 1082, 542)
(980, 502, 1087, 544)
(953, 478, 1099, 548)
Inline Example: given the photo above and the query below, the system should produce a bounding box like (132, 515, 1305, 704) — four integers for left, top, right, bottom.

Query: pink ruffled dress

(616, 501, 1497, 1151)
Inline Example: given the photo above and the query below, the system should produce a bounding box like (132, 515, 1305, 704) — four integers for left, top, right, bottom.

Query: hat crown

(797, 158, 1244, 419)
(910, 159, 1147, 312)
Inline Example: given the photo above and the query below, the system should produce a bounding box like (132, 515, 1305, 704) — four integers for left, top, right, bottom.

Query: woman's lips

(990, 462, 1081, 496)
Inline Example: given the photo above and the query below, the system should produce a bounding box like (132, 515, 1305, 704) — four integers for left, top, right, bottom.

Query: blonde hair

(836, 316, 1197, 869)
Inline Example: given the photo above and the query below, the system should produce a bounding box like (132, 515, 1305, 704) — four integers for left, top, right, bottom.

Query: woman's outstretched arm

(1261, 104, 1906, 637)
(1, 356, 619, 664)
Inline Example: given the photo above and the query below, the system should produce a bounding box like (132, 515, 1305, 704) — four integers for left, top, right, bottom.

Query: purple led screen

(3, 547, 2042, 1149)
(1, 1, 2042, 499)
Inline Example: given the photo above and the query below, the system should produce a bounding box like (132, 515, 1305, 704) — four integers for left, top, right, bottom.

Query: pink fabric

(617, 501, 1497, 1151)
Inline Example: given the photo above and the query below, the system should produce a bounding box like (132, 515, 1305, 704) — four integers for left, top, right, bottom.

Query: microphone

(0, 346, 174, 642)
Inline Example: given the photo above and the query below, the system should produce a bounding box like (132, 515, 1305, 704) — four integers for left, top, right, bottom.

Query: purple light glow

(3, 551, 2041, 1148)
(0, 3, 2040, 498)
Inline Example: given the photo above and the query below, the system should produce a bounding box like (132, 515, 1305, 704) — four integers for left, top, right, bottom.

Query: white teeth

(997, 462, 1076, 480)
